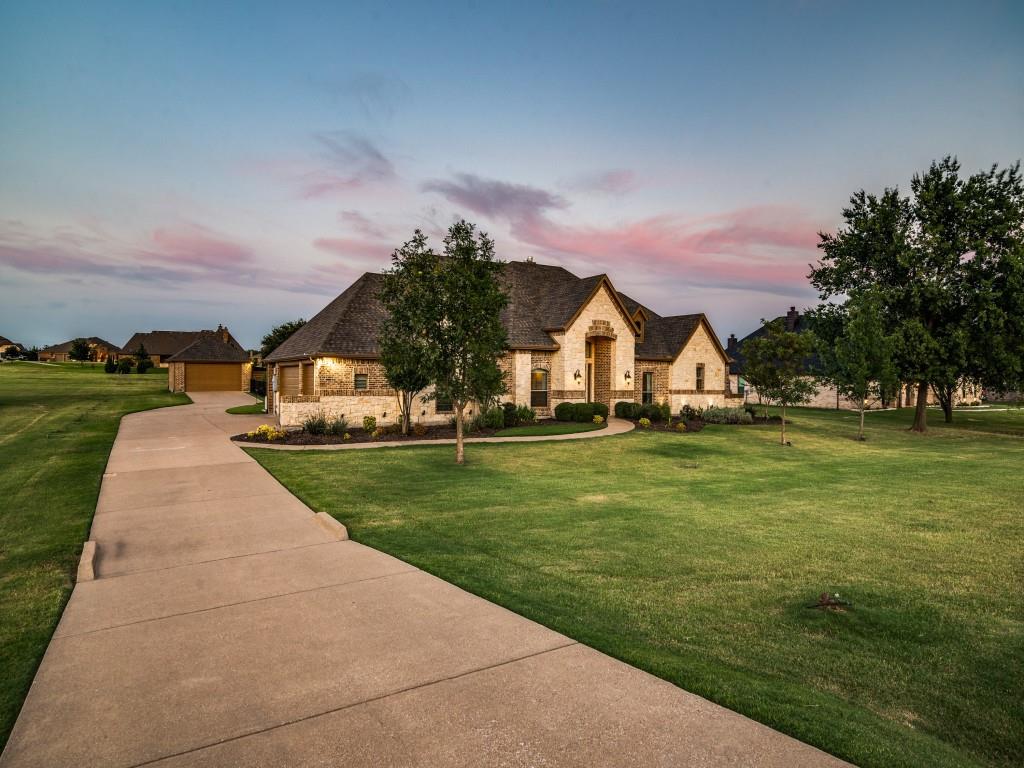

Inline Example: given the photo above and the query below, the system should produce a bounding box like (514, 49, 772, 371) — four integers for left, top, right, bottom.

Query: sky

(1, 1, 1022, 350)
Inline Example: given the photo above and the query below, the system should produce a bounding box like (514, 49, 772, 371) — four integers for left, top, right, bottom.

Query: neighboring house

(123, 325, 241, 366)
(265, 261, 739, 427)
(38, 337, 123, 362)
(166, 334, 252, 393)
(728, 307, 981, 409)
(0, 335, 23, 358)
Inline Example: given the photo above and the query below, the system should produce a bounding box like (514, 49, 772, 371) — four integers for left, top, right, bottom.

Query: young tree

(260, 319, 306, 359)
(811, 292, 898, 440)
(378, 232, 435, 435)
(418, 221, 508, 464)
(742, 319, 817, 445)
(69, 338, 91, 363)
(133, 343, 149, 363)
(813, 157, 1024, 432)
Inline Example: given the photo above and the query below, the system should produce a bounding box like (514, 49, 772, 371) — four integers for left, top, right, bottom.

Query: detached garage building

(167, 335, 252, 393)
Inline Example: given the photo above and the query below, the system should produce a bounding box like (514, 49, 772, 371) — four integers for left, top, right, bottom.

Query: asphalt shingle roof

(728, 311, 816, 375)
(167, 335, 249, 363)
(42, 337, 123, 354)
(122, 329, 238, 357)
(265, 261, 715, 364)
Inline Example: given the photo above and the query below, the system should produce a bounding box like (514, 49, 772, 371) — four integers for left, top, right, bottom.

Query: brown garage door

(185, 363, 241, 391)
(279, 365, 300, 396)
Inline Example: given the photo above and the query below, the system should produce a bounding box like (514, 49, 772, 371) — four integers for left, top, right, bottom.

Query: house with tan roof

(265, 261, 740, 427)
(38, 337, 123, 362)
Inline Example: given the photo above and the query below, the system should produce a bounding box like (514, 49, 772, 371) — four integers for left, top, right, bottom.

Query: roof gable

(168, 336, 248, 362)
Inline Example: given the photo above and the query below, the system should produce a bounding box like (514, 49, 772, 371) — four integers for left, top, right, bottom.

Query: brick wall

(669, 322, 731, 410)
(634, 361, 670, 404)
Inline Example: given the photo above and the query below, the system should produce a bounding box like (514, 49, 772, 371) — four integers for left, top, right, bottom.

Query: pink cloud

(313, 236, 393, 260)
(422, 173, 821, 293)
(564, 169, 638, 195)
(147, 226, 253, 269)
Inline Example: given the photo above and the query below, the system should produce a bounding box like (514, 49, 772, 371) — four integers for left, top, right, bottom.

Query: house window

(696, 364, 705, 392)
(435, 395, 453, 413)
(738, 377, 745, 396)
(642, 372, 654, 405)
(531, 369, 549, 408)
(354, 373, 368, 391)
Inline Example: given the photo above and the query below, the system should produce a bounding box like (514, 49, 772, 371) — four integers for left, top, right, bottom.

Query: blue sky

(1, 0, 1021, 349)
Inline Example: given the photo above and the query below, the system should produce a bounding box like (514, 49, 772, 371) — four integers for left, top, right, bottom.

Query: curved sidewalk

(1, 392, 849, 768)
(235, 414, 635, 451)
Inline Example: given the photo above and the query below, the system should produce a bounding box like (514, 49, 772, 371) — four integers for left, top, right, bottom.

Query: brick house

(123, 327, 240, 367)
(38, 337, 123, 362)
(265, 261, 739, 427)
(0, 335, 22, 357)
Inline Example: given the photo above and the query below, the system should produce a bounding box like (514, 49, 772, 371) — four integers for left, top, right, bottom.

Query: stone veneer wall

(634, 361, 671, 404)
(668, 322, 733, 411)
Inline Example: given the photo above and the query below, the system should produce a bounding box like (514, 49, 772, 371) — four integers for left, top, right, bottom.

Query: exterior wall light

(574, 369, 582, 382)
(624, 370, 632, 383)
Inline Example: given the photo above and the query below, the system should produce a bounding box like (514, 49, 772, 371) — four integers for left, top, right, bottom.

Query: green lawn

(226, 397, 265, 415)
(0, 362, 189, 747)
(493, 420, 604, 437)
(249, 406, 1023, 768)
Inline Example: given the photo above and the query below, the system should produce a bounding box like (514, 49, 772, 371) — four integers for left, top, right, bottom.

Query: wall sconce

(382, 411, 387, 419)
(574, 369, 582, 382)
(421, 409, 426, 416)
(624, 370, 632, 383)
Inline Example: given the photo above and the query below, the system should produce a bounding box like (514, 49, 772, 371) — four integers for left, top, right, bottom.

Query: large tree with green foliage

(742, 319, 817, 445)
(809, 291, 898, 440)
(812, 157, 1024, 432)
(381, 221, 507, 464)
(69, 338, 91, 363)
(260, 319, 306, 359)
(378, 231, 434, 435)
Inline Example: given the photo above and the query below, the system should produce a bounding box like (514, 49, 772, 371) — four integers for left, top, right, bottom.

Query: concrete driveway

(1, 392, 849, 768)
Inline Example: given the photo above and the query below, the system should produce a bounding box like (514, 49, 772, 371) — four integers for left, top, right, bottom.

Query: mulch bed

(233, 424, 501, 445)
(629, 419, 706, 433)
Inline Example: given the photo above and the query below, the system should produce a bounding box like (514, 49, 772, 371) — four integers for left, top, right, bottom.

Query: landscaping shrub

(740, 411, 754, 424)
(681, 404, 704, 422)
(639, 403, 665, 421)
(593, 414, 604, 425)
(483, 406, 505, 429)
(658, 403, 671, 421)
(515, 405, 536, 424)
(675, 421, 687, 432)
(703, 407, 749, 424)
(412, 422, 427, 436)
(614, 401, 629, 418)
(554, 402, 575, 421)
(302, 411, 328, 435)
(104, 358, 117, 373)
(246, 424, 286, 441)
(502, 401, 518, 427)
(116, 358, 133, 374)
(362, 415, 377, 433)
(572, 402, 596, 422)
(592, 402, 609, 419)
(136, 358, 154, 374)
(326, 415, 348, 435)
(638, 417, 651, 429)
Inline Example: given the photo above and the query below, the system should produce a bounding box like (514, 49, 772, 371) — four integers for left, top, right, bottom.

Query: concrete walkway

(236, 413, 636, 451)
(1, 393, 849, 768)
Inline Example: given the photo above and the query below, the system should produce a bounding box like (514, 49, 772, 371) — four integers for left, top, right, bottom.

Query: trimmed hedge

(592, 402, 609, 419)
(554, 402, 575, 421)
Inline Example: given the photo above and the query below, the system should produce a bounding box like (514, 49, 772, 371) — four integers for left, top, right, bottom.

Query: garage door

(279, 365, 300, 396)
(185, 363, 241, 391)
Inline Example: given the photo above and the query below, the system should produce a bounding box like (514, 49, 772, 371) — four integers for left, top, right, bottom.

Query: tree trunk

(455, 403, 465, 464)
(911, 381, 929, 432)
(858, 404, 866, 440)
(780, 403, 787, 445)
(399, 391, 413, 435)
(936, 385, 954, 423)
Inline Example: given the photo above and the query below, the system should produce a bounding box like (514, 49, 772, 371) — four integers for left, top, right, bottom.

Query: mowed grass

(226, 396, 264, 415)
(0, 362, 189, 747)
(250, 406, 1024, 768)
